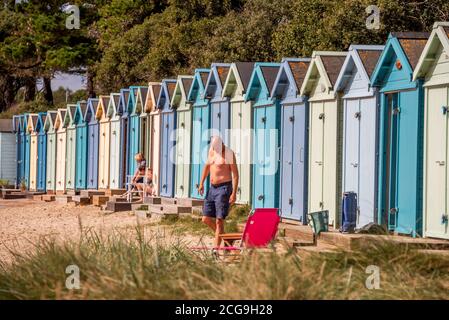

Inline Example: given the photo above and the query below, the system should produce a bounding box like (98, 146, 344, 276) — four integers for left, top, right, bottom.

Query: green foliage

(0, 179, 9, 187)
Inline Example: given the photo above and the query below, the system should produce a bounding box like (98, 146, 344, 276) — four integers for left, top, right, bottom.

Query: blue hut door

(343, 99, 360, 200)
(281, 104, 306, 221)
(211, 102, 230, 145)
(37, 133, 47, 191)
(87, 124, 99, 189)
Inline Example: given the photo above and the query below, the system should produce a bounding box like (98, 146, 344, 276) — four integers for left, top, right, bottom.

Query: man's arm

(198, 151, 211, 195)
(229, 152, 239, 204)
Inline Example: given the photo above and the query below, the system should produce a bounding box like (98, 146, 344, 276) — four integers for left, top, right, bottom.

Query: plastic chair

(308, 210, 329, 244)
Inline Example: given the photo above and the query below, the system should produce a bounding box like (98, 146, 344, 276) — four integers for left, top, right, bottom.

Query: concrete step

(72, 196, 91, 205)
(149, 204, 191, 215)
(25, 191, 46, 199)
(33, 195, 43, 201)
(106, 201, 132, 212)
(42, 195, 56, 202)
(177, 198, 204, 207)
(92, 195, 110, 206)
(65, 190, 80, 196)
(143, 196, 161, 204)
(80, 190, 105, 197)
(278, 223, 314, 243)
(2, 193, 27, 200)
(105, 189, 126, 196)
(191, 206, 203, 216)
(161, 197, 178, 205)
(55, 195, 72, 204)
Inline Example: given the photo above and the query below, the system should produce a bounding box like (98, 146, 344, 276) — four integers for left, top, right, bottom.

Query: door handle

(436, 160, 445, 166)
(351, 162, 358, 167)
(258, 195, 264, 201)
(315, 161, 323, 166)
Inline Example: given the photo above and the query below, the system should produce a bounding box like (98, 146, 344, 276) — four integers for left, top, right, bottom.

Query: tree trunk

(43, 76, 53, 105)
(0, 74, 20, 113)
(24, 77, 36, 102)
(86, 68, 96, 98)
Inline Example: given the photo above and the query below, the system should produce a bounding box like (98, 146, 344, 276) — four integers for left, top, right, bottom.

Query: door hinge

(442, 214, 448, 224)
(442, 106, 448, 115)
(289, 198, 293, 205)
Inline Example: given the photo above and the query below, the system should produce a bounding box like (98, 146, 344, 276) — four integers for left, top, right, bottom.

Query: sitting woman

(132, 153, 146, 199)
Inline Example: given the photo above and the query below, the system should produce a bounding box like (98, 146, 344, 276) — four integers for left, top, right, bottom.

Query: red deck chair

(191, 208, 281, 253)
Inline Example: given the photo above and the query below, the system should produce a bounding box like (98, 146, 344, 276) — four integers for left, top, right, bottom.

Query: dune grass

(0, 226, 448, 300)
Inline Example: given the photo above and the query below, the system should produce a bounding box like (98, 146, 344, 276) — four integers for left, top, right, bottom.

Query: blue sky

(37, 72, 86, 92)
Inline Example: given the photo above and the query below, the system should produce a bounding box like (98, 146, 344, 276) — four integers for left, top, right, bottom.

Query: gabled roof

(136, 86, 149, 114)
(371, 32, 429, 87)
(187, 69, 210, 102)
(44, 111, 58, 132)
(271, 58, 311, 99)
(334, 45, 384, 92)
(300, 51, 347, 96)
(97, 95, 111, 120)
(118, 89, 130, 115)
(204, 63, 231, 99)
(27, 113, 39, 133)
(171, 75, 194, 108)
(64, 104, 78, 127)
(55, 109, 66, 130)
(157, 79, 177, 109)
(145, 82, 162, 113)
(84, 98, 100, 122)
(36, 112, 46, 132)
(245, 62, 281, 101)
(128, 86, 146, 114)
(12, 115, 22, 133)
(74, 101, 87, 125)
(107, 93, 121, 118)
(222, 62, 255, 98)
(413, 22, 449, 80)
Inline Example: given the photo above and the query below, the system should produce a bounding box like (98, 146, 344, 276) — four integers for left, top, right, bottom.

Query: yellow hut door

(309, 101, 324, 214)
(425, 86, 448, 239)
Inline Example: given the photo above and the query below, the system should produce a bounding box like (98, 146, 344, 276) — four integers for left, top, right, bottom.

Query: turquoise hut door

(190, 105, 210, 199)
(253, 105, 279, 208)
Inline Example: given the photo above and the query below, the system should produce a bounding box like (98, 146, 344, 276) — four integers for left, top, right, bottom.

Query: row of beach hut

(9, 22, 449, 240)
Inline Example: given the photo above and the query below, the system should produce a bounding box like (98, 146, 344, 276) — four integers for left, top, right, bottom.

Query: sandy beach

(0, 199, 213, 264)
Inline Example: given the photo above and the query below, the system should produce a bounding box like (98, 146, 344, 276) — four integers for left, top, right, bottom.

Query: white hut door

(309, 101, 324, 213)
(426, 86, 448, 237)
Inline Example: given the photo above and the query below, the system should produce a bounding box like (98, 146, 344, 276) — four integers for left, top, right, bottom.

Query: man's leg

(202, 216, 216, 231)
(215, 218, 225, 247)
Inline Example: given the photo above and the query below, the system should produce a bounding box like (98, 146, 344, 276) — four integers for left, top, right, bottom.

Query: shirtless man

(198, 136, 239, 250)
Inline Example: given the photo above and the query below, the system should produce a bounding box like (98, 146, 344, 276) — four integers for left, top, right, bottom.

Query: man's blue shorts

(203, 181, 233, 220)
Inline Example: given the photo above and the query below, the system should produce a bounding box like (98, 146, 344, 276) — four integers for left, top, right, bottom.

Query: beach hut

(157, 79, 178, 198)
(301, 51, 347, 227)
(244, 63, 282, 209)
(371, 32, 429, 237)
(413, 22, 449, 239)
(55, 109, 67, 193)
(188, 69, 211, 199)
(16, 115, 26, 186)
(204, 63, 231, 145)
(118, 89, 130, 188)
(0, 119, 16, 185)
(23, 113, 31, 189)
(222, 62, 254, 205)
(127, 86, 146, 178)
(85, 98, 100, 190)
(74, 101, 88, 190)
(12, 115, 23, 186)
(64, 105, 78, 191)
(334, 45, 384, 228)
(271, 58, 311, 222)
(36, 112, 47, 191)
(148, 83, 162, 196)
(137, 87, 150, 162)
(97, 95, 111, 190)
(107, 93, 122, 190)
(172, 75, 194, 199)
(44, 111, 58, 192)
(27, 114, 39, 191)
